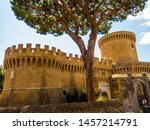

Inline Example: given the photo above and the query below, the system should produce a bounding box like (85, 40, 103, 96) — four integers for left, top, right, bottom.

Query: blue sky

(0, 0, 150, 65)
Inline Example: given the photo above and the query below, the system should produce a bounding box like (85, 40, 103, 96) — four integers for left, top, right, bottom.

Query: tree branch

(73, 0, 84, 9)
(93, 0, 105, 20)
(83, 0, 93, 24)
(61, 25, 87, 56)
(87, 23, 97, 53)
(59, 0, 79, 34)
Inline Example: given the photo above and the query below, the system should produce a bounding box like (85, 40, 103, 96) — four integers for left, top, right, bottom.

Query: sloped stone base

(0, 99, 123, 113)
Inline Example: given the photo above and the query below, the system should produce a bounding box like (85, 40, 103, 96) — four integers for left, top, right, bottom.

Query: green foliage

(65, 88, 88, 103)
(0, 66, 4, 93)
(79, 87, 88, 102)
(95, 90, 108, 101)
(136, 83, 144, 97)
(136, 83, 145, 108)
(10, 0, 147, 36)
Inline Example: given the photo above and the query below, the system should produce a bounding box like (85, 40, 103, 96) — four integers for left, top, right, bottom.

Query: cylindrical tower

(98, 31, 139, 64)
(0, 44, 65, 106)
(0, 44, 86, 107)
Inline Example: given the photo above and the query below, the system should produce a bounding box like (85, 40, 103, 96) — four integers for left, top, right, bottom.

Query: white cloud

(127, 12, 142, 21)
(127, 0, 150, 45)
(139, 32, 145, 36)
(140, 20, 150, 27)
(127, 0, 150, 26)
(139, 32, 150, 45)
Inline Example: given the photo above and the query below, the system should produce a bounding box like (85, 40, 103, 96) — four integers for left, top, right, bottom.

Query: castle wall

(1, 44, 112, 106)
(112, 62, 150, 75)
(1, 67, 65, 106)
(99, 31, 139, 63)
(2, 31, 148, 106)
(0, 88, 67, 106)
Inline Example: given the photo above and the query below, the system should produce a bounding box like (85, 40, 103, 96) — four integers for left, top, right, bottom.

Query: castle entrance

(98, 81, 111, 100)
(96, 90, 108, 101)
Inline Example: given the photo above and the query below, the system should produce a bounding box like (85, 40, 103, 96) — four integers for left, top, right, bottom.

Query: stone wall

(112, 62, 150, 75)
(1, 31, 150, 107)
(0, 99, 123, 113)
(0, 44, 112, 106)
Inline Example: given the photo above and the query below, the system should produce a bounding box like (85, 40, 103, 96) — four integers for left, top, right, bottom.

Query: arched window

(13, 59, 15, 68)
(68, 65, 71, 71)
(37, 58, 41, 67)
(131, 43, 134, 49)
(48, 60, 51, 68)
(17, 58, 20, 68)
(32, 58, 36, 66)
(55, 61, 58, 69)
(52, 60, 55, 68)
(43, 59, 46, 67)
(27, 58, 30, 67)
(71, 65, 74, 72)
(64, 64, 67, 71)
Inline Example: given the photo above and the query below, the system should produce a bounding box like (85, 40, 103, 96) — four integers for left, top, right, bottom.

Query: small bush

(64, 88, 88, 103)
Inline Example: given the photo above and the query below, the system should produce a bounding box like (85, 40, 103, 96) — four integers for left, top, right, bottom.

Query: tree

(0, 66, 4, 93)
(10, 0, 147, 101)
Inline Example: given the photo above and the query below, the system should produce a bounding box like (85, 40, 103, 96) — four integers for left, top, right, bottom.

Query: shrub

(64, 88, 88, 103)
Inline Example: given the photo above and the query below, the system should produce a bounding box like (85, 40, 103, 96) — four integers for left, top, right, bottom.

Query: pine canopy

(10, 0, 147, 36)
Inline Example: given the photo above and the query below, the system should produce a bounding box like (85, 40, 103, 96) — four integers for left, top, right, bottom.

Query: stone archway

(96, 90, 108, 101)
(136, 73, 150, 106)
(102, 92, 108, 100)
(122, 72, 150, 112)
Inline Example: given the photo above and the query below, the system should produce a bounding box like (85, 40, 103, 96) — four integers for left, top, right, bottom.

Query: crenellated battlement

(99, 58, 112, 66)
(5, 44, 85, 61)
(5, 44, 62, 58)
(98, 31, 136, 47)
(112, 62, 150, 74)
(4, 44, 113, 74)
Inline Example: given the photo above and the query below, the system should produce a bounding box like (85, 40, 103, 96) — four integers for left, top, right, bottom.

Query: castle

(0, 31, 150, 106)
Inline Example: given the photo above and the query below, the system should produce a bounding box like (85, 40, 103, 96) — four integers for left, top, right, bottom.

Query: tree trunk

(62, 25, 97, 102)
(83, 54, 95, 102)
(85, 63, 95, 101)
